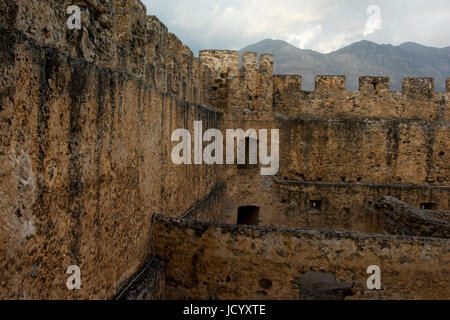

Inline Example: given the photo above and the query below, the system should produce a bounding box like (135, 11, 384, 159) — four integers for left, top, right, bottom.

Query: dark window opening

(310, 200, 322, 211)
(237, 206, 260, 225)
(341, 177, 346, 183)
(421, 203, 437, 210)
(357, 177, 362, 182)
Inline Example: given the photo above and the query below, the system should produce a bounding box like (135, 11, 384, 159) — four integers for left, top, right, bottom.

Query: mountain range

(240, 39, 450, 91)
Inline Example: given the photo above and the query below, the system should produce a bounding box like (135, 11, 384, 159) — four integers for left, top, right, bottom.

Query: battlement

(273, 74, 450, 120)
(273, 75, 303, 90)
(359, 76, 390, 94)
(315, 75, 346, 92)
(273, 74, 449, 95)
(199, 50, 274, 76)
(199, 50, 240, 76)
(402, 77, 434, 97)
(241, 52, 258, 70)
(199, 50, 274, 118)
(259, 54, 275, 75)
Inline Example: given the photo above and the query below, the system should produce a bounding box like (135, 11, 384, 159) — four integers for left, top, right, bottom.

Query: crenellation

(359, 76, 390, 95)
(273, 75, 303, 89)
(200, 50, 274, 119)
(241, 51, 259, 70)
(315, 75, 346, 92)
(273, 75, 303, 115)
(259, 54, 274, 75)
(199, 50, 240, 76)
(402, 77, 434, 98)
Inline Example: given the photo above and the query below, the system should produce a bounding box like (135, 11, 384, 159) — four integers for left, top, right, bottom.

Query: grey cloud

(142, 0, 450, 55)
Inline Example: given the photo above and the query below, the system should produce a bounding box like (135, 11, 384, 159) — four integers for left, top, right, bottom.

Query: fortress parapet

(402, 77, 434, 98)
(315, 75, 346, 93)
(199, 50, 274, 119)
(359, 76, 390, 95)
(199, 50, 240, 77)
(259, 54, 274, 75)
(272, 73, 448, 120)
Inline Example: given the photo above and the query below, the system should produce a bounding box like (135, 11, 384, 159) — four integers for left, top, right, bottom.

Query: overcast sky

(142, 0, 450, 55)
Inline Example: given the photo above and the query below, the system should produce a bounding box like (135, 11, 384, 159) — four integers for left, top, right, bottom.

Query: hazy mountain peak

(240, 39, 450, 91)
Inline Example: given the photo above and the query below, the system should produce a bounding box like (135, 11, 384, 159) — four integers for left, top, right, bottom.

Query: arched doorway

(237, 206, 260, 225)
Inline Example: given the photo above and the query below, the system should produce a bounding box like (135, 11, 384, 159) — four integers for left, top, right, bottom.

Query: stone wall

(200, 50, 274, 121)
(0, 2, 222, 299)
(0, 0, 212, 104)
(368, 197, 450, 238)
(1, 0, 449, 301)
(278, 117, 449, 186)
(273, 75, 449, 121)
(198, 52, 449, 232)
(274, 180, 449, 231)
(153, 214, 450, 300)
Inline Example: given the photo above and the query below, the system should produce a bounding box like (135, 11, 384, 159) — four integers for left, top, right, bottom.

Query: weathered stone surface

(280, 118, 449, 186)
(153, 214, 450, 300)
(369, 196, 450, 238)
(0, 24, 220, 299)
(0, 0, 449, 300)
(273, 75, 449, 121)
(272, 180, 449, 232)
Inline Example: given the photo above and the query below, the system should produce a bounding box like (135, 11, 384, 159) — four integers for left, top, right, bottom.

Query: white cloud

(285, 25, 323, 49)
(142, 0, 450, 54)
(363, 5, 382, 36)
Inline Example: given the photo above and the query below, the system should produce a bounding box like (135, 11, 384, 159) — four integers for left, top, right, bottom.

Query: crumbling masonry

(0, 1, 449, 300)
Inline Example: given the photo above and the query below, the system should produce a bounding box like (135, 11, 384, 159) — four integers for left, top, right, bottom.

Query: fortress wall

(153, 214, 450, 300)
(273, 181, 449, 231)
(273, 75, 449, 121)
(0, 0, 449, 301)
(368, 197, 450, 238)
(278, 117, 449, 186)
(0, 0, 211, 105)
(0, 27, 221, 299)
(214, 175, 448, 232)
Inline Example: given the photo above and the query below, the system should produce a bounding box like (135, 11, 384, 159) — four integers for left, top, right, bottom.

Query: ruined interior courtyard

(0, 1, 449, 300)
